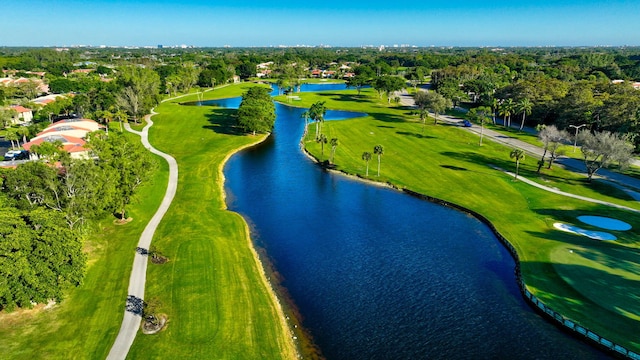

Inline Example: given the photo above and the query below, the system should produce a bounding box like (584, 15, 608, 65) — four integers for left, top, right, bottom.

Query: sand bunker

(553, 222, 617, 241)
(577, 216, 631, 231)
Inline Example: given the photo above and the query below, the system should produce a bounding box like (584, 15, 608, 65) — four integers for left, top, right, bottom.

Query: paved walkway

(106, 110, 179, 360)
(498, 167, 640, 213)
(399, 90, 640, 193)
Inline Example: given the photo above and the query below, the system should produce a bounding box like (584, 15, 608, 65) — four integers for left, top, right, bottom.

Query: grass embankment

(127, 83, 296, 359)
(278, 87, 640, 351)
(0, 133, 169, 359)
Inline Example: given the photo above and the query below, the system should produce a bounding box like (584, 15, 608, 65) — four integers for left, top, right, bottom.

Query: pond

(220, 85, 609, 359)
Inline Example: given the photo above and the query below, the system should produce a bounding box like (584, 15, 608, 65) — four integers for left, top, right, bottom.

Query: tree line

(0, 131, 154, 311)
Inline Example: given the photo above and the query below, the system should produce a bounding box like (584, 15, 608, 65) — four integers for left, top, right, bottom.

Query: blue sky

(2, 0, 639, 47)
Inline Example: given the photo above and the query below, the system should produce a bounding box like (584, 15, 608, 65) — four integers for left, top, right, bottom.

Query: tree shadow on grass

(440, 150, 514, 174)
(523, 260, 640, 322)
(369, 111, 408, 123)
(316, 92, 373, 104)
(202, 108, 244, 135)
(440, 164, 468, 171)
(396, 131, 436, 139)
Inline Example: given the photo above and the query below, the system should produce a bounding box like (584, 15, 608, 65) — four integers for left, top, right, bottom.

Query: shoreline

(300, 123, 638, 359)
(218, 132, 319, 360)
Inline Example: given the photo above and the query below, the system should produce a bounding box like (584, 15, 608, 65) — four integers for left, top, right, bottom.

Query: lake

(221, 85, 609, 359)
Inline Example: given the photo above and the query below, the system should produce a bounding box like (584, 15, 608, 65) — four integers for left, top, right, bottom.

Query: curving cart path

(106, 110, 178, 360)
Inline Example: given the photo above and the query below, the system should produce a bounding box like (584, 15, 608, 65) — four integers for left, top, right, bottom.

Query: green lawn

(277, 87, 640, 351)
(127, 83, 296, 359)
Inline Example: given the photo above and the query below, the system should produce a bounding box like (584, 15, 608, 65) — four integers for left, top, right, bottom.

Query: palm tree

(329, 137, 339, 164)
(517, 98, 532, 130)
(301, 110, 310, 128)
(5, 129, 19, 149)
(309, 101, 327, 139)
(490, 98, 499, 124)
(374, 144, 384, 176)
(316, 133, 328, 160)
(469, 106, 490, 146)
(499, 99, 514, 128)
(362, 151, 372, 176)
(115, 109, 129, 132)
(16, 126, 30, 145)
(509, 148, 525, 180)
(98, 109, 114, 134)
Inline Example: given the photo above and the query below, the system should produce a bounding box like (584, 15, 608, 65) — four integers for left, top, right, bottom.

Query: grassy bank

(278, 87, 640, 351)
(127, 83, 296, 359)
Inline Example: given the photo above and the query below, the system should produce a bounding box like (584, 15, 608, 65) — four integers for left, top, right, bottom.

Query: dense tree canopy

(0, 195, 86, 311)
(237, 86, 275, 135)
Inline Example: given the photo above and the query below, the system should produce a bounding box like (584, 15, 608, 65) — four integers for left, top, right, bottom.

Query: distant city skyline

(2, 0, 639, 47)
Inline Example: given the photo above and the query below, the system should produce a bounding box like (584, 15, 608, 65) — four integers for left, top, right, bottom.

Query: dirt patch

(150, 255, 168, 264)
(114, 217, 133, 225)
(141, 314, 167, 334)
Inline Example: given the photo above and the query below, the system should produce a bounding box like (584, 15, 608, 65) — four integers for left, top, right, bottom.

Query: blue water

(219, 85, 609, 359)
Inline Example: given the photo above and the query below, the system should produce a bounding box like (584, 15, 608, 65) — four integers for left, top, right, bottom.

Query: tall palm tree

(517, 98, 532, 130)
(329, 137, 339, 164)
(115, 109, 129, 132)
(499, 99, 514, 128)
(374, 144, 384, 176)
(509, 148, 525, 180)
(99, 109, 115, 134)
(309, 101, 327, 139)
(301, 110, 310, 128)
(5, 129, 19, 149)
(317, 133, 328, 160)
(16, 126, 30, 145)
(490, 98, 499, 124)
(362, 151, 372, 176)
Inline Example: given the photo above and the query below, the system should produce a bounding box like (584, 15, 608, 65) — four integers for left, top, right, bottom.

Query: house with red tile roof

(9, 105, 33, 125)
(23, 134, 88, 159)
(22, 119, 104, 159)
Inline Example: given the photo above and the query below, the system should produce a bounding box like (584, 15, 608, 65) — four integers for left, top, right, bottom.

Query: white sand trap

(553, 222, 617, 241)
(577, 216, 631, 231)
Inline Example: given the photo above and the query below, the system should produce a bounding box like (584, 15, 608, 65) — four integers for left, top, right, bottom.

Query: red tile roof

(10, 105, 31, 113)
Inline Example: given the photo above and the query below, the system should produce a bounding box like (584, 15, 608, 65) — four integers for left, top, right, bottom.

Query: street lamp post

(569, 124, 586, 153)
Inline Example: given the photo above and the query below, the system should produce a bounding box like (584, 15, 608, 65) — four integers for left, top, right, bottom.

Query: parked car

(3, 150, 29, 161)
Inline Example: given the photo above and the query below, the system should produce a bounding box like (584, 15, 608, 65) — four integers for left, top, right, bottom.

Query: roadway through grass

(278, 87, 640, 352)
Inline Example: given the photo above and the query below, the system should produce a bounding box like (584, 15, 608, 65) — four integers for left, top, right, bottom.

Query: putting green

(578, 215, 632, 231)
(551, 245, 640, 322)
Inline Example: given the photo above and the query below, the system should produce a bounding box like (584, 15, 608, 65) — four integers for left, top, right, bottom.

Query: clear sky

(2, 0, 639, 47)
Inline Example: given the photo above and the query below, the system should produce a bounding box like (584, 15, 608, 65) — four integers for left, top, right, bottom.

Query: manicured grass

(0, 134, 169, 359)
(279, 87, 640, 351)
(126, 83, 296, 359)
